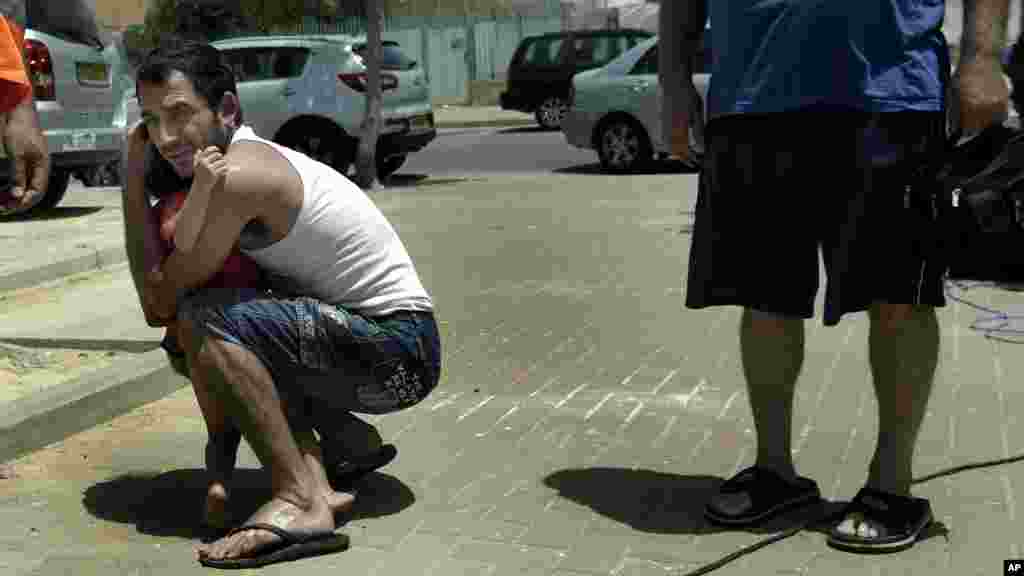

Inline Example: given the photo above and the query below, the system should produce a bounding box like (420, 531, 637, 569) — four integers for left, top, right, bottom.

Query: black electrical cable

(678, 280, 1024, 576)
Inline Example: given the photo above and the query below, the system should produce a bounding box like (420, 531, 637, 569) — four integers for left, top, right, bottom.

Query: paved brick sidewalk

(1, 173, 1022, 575)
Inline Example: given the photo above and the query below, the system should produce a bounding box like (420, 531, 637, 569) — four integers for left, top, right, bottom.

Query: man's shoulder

(222, 135, 301, 216)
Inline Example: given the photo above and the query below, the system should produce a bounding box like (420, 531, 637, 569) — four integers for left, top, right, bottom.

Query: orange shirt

(0, 10, 30, 114)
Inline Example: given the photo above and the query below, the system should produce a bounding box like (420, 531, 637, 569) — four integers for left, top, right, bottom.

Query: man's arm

(121, 126, 170, 326)
(957, 0, 1011, 134)
(659, 0, 707, 160)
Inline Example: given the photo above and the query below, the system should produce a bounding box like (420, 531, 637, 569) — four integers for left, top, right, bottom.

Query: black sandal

(326, 444, 398, 490)
(827, 487, 933, 553)
(705, 466, 821, 526)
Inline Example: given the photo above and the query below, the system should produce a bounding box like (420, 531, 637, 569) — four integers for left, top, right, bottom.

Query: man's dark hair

(136, 35, 240, 122)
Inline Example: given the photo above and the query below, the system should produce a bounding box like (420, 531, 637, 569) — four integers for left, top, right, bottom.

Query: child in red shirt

(154, 146, 264, 529)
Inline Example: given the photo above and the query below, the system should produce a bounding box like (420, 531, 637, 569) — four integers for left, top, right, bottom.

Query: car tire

(377, 154, 406, 179)
(276, 119, 354, 176)
(26, 168, 71, 214)
(596, 116, 653, 174)
(535, 96, 567, 130)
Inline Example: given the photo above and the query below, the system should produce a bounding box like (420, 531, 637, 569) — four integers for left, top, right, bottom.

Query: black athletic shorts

(685, 109, 946, 326)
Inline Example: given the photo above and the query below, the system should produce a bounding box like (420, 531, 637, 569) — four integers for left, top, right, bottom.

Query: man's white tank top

(231, 125, 433, 316)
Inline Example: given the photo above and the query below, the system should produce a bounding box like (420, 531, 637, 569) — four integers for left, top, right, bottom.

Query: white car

(210, 35, 436, 179)
(562, 35, 709, 173)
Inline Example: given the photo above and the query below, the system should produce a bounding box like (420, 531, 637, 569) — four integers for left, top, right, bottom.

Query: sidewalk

(433, 105, 535, 129)
(1, 172, 1023, 575)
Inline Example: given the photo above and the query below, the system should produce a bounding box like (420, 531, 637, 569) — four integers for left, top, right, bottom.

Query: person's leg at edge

(741, 308, 804, 480)
(175, 316, 337, 562)
(866, 302, 938, 495)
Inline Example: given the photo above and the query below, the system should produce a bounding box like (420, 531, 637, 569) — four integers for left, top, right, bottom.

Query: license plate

(76, 62, 110, 87)
(64, 132, 97, 151)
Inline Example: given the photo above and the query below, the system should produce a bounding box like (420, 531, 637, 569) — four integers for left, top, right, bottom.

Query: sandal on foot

(827, 487, 933, 553)
(705, 466, 821, 526)
(198, 523, 350, 569)
(327, 444, 398, 490)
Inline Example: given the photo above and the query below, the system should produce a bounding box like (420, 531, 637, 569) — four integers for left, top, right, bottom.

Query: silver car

(211, 35, 436, 178)
(562, 35, 709, 173)
(18, 25, 124, 212)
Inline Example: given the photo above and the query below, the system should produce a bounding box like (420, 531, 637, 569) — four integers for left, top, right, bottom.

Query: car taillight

(24, 39, 55, 101)
(338, 72, 398, 93)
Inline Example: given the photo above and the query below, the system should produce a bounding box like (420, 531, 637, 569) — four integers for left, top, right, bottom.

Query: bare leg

(175, 323, 239, 530)
(177, 318, 335, 563)
(866, 303, 938, 495)
(741, 308, 805, 479)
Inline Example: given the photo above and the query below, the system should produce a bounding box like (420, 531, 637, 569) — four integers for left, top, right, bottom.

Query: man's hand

(193, 146, 229, 193)
(955, 54, 1011, 136)
(1, 96, 49, 213)
(142, 266, 177, 327)
(125, 120, 150, 170)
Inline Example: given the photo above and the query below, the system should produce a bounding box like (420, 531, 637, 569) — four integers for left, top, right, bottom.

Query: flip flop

(198, 522, 350, 569)
(827, 487, 933, 553)
(705, 466, 821, 526)
(327, 444, 398, 490)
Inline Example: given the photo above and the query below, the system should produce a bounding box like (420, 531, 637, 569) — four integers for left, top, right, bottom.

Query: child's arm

(174, 146, 230, 253)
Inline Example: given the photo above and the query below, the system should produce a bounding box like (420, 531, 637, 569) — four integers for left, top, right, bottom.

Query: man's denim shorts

(174, 288, 441, 415)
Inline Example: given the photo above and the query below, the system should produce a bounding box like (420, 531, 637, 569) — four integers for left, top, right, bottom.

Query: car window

(630, 44, 657, 75)
(523, 37, 564, 67)
(353, 42, 417, 70)
(222, 47, 309, 82)
(576, 35, 631, 68)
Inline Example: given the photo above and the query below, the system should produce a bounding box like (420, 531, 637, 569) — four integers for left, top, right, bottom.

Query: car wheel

(377, 154, 406, 179)
(26, 168, 71, 214)
(596, 116, 653, 173)
(276, 120, 354, 176)
(535, 96, 567, 130)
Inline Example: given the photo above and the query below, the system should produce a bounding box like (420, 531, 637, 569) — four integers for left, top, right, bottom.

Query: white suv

(211, 35, 436, 178)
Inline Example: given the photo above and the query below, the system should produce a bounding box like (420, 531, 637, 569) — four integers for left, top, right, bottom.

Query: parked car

(562, 35, 710, 173)
(12, 9, 125, 214)
(210, 35, 436, 179)
(500, 28, 654, 130)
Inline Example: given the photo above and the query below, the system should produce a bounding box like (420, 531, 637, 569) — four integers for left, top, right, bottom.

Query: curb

(0, 348, 187, 464)
(434, 118, 536, 129)
(0, 245, 128, 294)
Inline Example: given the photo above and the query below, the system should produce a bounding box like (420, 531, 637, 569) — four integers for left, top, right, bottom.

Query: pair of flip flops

(705, 466, 932, 553)
(199, 444, 397, 569)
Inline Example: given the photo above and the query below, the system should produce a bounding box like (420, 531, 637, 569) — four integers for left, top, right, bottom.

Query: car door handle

(282, 88, 296, 97)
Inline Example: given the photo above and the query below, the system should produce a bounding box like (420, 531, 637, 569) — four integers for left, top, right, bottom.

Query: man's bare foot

(326, 491, 356, 515)
(203, 483, 352, 532)
(196, 493, 335, 563)
(204, 481, 230, 529)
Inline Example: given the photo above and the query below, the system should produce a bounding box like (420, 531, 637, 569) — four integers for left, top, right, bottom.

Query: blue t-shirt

(707, 1, 949, 119)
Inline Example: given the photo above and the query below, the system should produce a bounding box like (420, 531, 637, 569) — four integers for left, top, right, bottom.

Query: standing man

(0, 0, 49, 214)
(662, 0, 1009, 553)
(123, 38, 441, 568)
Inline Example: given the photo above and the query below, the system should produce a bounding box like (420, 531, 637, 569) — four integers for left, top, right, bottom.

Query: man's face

(138, 70, 230, 179)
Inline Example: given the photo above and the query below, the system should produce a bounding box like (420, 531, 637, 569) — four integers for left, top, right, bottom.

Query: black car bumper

(379, 128, 436, 156)
(499, 91, 531, 113)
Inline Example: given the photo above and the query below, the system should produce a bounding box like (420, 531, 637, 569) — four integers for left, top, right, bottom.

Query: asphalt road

(401, 126, 692, 178)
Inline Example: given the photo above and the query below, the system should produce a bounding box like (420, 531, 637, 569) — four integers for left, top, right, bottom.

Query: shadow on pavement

(543, 467, 948, 544)
(554, 161, 699, 176)
(0, 338, 160, 354)
(497, 125, 547, 134)
(82, 468, 416, 542)
(386, 174, 481, 188)
(0, 206, 103, 222)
